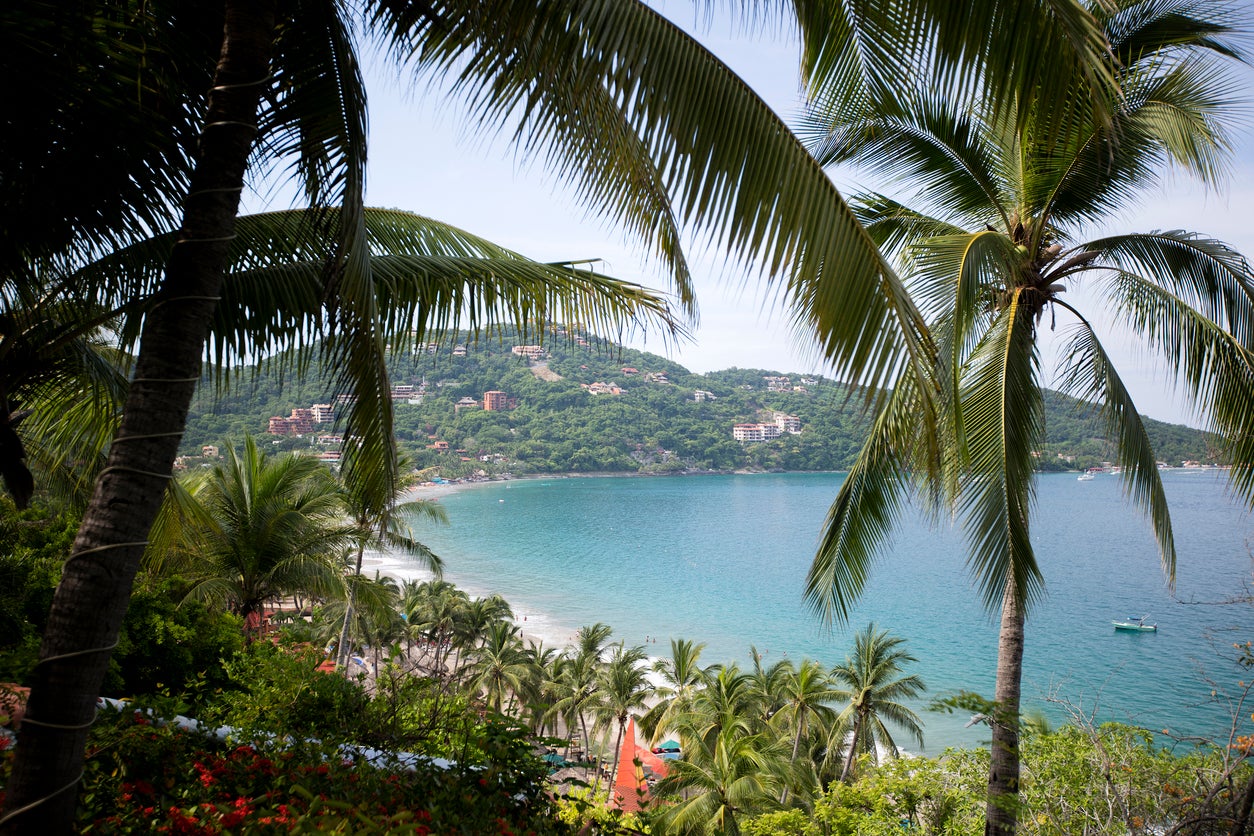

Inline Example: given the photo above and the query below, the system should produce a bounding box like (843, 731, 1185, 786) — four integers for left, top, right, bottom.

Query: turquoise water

(370, 470, 1254, 753)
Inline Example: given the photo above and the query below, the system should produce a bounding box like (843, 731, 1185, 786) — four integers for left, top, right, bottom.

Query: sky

(258, 5, 1254, 428)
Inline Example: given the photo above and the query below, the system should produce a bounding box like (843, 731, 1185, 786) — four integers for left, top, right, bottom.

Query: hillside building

(733, 422, 782, 442)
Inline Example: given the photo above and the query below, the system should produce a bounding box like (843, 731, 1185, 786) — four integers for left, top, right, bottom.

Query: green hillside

(181, 329, 1219, 477)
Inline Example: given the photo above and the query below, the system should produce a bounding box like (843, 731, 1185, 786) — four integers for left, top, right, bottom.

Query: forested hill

(182, 329, 1219, 477)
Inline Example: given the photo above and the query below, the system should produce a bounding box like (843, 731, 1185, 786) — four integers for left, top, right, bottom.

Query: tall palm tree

(403, 579, 469, 680)
(463, 620, 534, 714)
(545, 650, 602, 768)
(335, 458, 446, 671)
(6, 1, 1126, 825)
(144, 437, 356, 635)
(652, 725, 791, 836)
(596, 642, 652, 791)
(768, 659, 842, 803)
(640, 638, 710, 745)
(827, 625, 925, 783)
(799, 4, 1253, 831)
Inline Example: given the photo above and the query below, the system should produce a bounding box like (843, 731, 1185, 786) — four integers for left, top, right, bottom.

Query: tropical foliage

(800, 1, 1254, 831)
(145, 438, 357, 634)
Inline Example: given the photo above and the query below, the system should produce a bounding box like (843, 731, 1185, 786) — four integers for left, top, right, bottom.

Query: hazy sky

(258, 6, 1254, 428)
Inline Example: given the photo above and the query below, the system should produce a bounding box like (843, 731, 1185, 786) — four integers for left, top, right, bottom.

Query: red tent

(612, 717, 668, 811)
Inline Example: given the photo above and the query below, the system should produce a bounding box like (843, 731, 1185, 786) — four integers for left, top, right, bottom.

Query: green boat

(1112, 619, 1157, 632)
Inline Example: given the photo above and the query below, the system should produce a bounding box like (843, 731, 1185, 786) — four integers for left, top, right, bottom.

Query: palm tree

(828, 625, 925, 783)
(321, 570, 403, 676)
(336, 458, 446, 671)
(596, 642, 652, 791)
(640, 638, 710, 745)
(768, 659, 842, 803)
(576, 622, 616, 659)
(403, 579, 469, 681)
(463, 620, 534, 714)
(144, 437, 356, 636)
(799, 5, 1253, 831)
(652, 725, 791, 836)
(6, 1, 1126, 824)
(545, 650, 602, 769)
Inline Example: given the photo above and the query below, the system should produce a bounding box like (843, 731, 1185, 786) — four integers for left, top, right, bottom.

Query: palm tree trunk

(840, 713, 864, 783)
(0, 4, 276, 832)
(781, 714, 805, 804)
(986, 579, 1025, 835)
(337, 543, 366, 671)
(608, 717, 626, 793)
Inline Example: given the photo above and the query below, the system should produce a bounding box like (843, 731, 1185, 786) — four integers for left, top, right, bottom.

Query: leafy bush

(0, 704, 571, 833)
(201, 641, 371, 743)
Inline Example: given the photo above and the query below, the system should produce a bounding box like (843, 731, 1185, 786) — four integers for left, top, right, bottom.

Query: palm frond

(956, 295, 1044, 610)
(794, 0, 1118, 145)
(849, 193, 971, 265)
(801, 91, 1009, 231)
(1102, 267, 1254, 502)
(1081, 231, 1254, 346)
(377, 0, 925, 399)
(1103, 0, 1246, 66)
(805, 377, 920, 625)
(1053, 316, 1175, 584)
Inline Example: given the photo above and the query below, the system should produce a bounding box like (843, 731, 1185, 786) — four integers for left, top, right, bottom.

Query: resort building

(310, 403, 334, 423)
(511, 345, 546, 360)
(201, 445, 220, 459)
(390, 384, 417, 401)
(584, 381, 622, 395)
(733, 422, 782, 442)
(692, 390, 716, 402)
(455, 396, 480, 412)
(483, 390, 509, 411)
(452, 344, 467, 357)
(773, 413, 802, 434)
(267, 408, 315, 436)
(621, 367, 639, 375)
(763, 375, 791, 392)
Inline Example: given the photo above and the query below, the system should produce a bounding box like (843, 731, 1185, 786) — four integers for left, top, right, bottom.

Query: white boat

(1078, 472, 1095, 481)
(1113, 615, 1157, 632)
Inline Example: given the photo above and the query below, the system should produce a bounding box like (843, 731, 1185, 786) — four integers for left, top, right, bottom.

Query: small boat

(1077, 472, 1095, 481)
(1112, 618, 1157, 632)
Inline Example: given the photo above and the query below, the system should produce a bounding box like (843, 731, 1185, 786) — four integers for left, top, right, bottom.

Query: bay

(369, 469, 1254, 753)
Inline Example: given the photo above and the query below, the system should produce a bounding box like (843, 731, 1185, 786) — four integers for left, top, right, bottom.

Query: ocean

(366, 469, 1254, 753)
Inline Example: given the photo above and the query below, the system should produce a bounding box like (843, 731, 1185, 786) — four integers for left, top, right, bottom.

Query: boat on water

(1113, 617, 1157, 632)
(1078, 472, 1095, 481)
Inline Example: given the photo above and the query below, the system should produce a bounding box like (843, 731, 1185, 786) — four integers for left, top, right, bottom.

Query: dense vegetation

(2, 490, 1251, 834)
(182, 330, 1218, 478)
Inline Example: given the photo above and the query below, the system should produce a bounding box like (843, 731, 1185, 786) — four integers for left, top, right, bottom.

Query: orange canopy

(613, 717, 649, 812)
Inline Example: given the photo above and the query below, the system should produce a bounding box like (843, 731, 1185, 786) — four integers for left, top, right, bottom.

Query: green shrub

(0, 704, 571, 833)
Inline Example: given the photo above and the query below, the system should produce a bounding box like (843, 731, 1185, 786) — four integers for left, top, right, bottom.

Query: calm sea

(368, 470, 1254, 753)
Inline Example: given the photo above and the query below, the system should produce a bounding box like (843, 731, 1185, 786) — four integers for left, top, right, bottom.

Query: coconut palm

(545, 650, 602, 768)
(675, 664, 761, 755)
(335, 458, 446, 671)
(403, 579, 469, 680)
(768, 659, 842, 803)
(463, 620, 534, 714)
(827, 625, 925, 783)
(595, 642, 652, 790)
(799, 4, 1253, 831)
(640, 638, 710, 745)
(144, 437, 356, 635)
(575, 622, 616, 659)
(652, 725, 792, 836)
